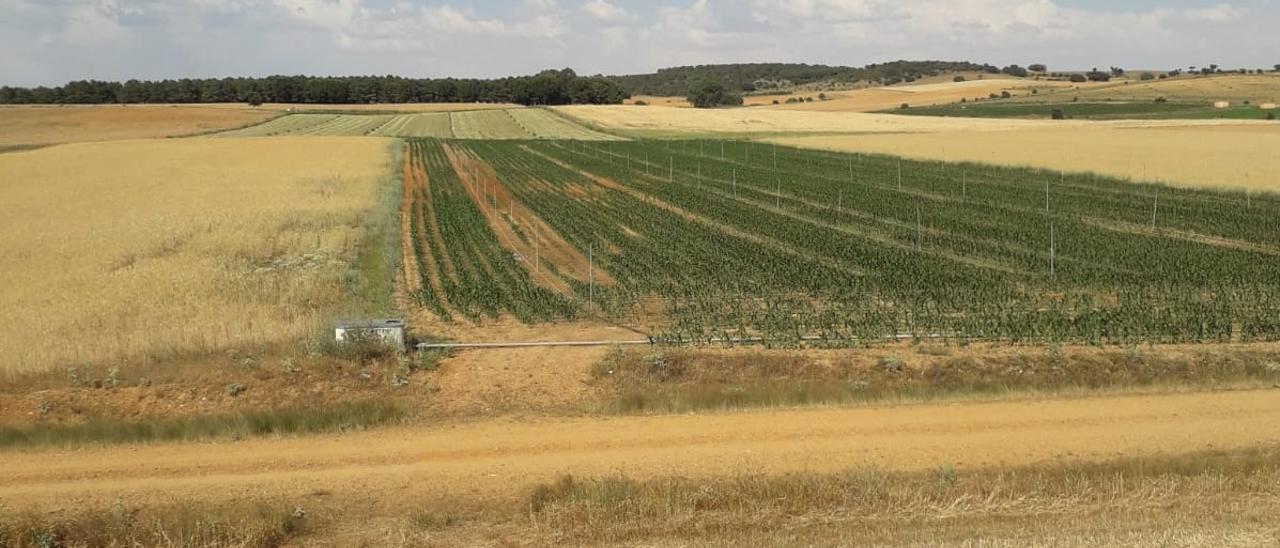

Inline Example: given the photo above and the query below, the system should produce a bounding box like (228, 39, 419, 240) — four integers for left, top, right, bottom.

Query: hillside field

(0, 137, 393, 374)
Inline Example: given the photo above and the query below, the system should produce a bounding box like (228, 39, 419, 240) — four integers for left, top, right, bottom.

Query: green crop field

(219, 109, 618, 140)
(402, 138, 1280, 346)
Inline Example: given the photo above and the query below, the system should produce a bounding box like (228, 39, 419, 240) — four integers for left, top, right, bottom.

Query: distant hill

(607, 61, 1000, 96)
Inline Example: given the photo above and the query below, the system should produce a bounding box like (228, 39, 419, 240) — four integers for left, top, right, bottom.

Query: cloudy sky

(2, 0, 1276, 86)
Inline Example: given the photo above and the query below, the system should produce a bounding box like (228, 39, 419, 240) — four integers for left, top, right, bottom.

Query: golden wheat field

(770, 122, 1280, 191)
(0, 105, 277, 146)
(0, 137, 392, 374)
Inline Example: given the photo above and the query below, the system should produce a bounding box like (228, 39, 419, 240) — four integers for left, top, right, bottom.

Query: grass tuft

(0, 399, 404, 450)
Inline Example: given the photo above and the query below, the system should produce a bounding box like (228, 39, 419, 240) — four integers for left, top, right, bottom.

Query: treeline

(609, 61, 999, 96)
(0, 69, 627, 106)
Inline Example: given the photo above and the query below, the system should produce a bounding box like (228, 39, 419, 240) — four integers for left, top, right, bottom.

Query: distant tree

(1110, 66, 1125, 76)
(1070, 74, 1088, 83)
(1268, 112, 1276, 120)
(1051, 109, 1065, 120)
(1001, 91, 1012, 98)
(246, 92, 264, 107)
(1002, 65, 1029, 77)
(687, 81, 742, 108)
(1086, 70, 1111, 82)
(817, 92, 827, 100)
(900, 103, 910, 109)
(1153, 96, 1167, 103)
(1028, 64, 1048, 73)
(1274, 64, 1280, 72)
(1140, 73, 1156, 81)
(953, 75, 966, 82)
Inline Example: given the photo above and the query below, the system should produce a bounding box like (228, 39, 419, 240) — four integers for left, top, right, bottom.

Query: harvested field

(554, 104, 1055, 137)
(222, 109, 619, 140)
(764, 78, 1080, 112)
(1033, 73, 1280, 105)
(771, 122, 1280, 191)
(0, 104, 276, 146)
(0, 137, 393, 374)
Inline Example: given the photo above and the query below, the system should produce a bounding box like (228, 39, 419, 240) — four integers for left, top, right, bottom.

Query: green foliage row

(407, 140, 576, 322)
(444, 139, 1278, 345)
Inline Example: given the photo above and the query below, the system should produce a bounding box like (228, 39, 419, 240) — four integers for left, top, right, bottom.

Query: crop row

(447, 139, 1280, 344)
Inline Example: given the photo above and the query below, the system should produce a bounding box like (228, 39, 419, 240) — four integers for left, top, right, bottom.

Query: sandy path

(4, 389, 1279, 511)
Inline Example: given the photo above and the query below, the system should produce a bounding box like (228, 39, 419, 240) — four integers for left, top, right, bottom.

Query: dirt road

(4, 389, 1279, 511)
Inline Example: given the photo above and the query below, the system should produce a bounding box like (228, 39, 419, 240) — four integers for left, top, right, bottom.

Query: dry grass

(770, 122, 1280, 191)
(0, 105, 276, 146)
(357, 445, 1280, 547)
(593, 344, 1280, 414)
(1, 500, 308, 548)
(0, 137, 393, 375)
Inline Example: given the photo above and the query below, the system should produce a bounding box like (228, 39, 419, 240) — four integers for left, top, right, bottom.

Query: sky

(1, 0, 1277, 86)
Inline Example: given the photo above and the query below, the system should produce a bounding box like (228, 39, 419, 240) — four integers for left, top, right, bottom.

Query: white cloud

(582, 0, 628, 22)
(0, 0, 1275, 86)
(1183, 4, 1245, 22)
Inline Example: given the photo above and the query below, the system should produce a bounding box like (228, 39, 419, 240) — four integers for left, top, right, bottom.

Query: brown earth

(0, 105, 276, 146)
(4, 388, 1279, 513)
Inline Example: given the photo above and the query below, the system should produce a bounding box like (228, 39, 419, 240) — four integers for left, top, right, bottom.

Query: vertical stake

(776, 178, 780, 208)
(1151, 194, 1159, 230)
(1050, 222, 1056, 280)
(588, 243, 594, 313)
(669, 156, 673, 183)
(916, 205, 922, 251)
(898, 159, 903, 190)
(838, 189, 843, 211)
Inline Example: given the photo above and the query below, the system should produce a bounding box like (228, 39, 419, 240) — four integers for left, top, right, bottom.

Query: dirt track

(4, 389, 1279, 511)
